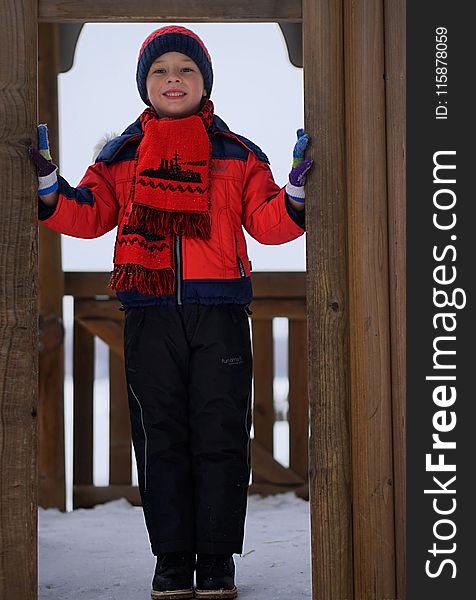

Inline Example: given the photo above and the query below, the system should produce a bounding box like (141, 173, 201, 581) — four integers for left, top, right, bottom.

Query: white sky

(58, 23, 306, 272)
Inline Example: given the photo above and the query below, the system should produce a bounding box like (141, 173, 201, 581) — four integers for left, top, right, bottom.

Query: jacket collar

(96, 114, 232, 163)
(122, 114, 231, 135)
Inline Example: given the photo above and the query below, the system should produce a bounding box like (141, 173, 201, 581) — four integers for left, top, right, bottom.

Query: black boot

(195, 554, 238, 599)
(151, 552, 195, 599)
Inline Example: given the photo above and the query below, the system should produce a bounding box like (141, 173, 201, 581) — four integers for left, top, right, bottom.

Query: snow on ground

(39, 492, 311, 600)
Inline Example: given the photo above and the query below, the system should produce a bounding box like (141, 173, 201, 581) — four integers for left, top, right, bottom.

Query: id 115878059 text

(435, 26, 448, 120)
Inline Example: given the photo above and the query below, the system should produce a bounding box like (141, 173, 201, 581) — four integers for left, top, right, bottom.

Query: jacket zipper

(175, 234, 183, 305)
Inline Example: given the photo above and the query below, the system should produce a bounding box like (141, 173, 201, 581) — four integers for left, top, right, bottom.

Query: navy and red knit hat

(136, 26, 213, 106)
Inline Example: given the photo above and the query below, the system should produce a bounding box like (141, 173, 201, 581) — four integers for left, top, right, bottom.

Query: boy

(31, 26, 312, 600)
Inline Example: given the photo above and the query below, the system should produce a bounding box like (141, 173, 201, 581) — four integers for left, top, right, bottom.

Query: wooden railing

(64, 271, 308, 508)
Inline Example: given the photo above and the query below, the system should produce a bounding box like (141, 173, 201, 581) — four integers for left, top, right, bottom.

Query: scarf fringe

(108, 264, 175, 296)
(128, 204, 211, 240)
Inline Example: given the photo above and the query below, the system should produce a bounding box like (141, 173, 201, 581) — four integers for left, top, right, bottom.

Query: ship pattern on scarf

(140, 151, 203, 183)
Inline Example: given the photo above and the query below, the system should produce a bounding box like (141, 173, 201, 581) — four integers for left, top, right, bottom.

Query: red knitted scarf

(109, 100, 214, 296)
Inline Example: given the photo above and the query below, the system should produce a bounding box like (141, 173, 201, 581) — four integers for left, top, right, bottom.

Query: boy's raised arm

(241, 129, 313, 244)
(29, 124, 59, 207)
(29, 124, 120, 239)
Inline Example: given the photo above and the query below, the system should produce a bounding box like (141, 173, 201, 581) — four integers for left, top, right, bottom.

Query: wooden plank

(252, 272, 306, 298)
(343, 0, 396, 596)
(39, 0, 302, 23)
(288, 320, 308, 480)
(109, 351, 131, 485)
(74, 481, 309, 506)
(251, 440, 304, 485)
(250, 299, 306, 320)
(249, 482, 308, 499)
(64, 271, 114, 297)
(77, 317, 124, 356)
(75, 480, 309, 510)
(64, 271, 306, 300)
(74, 298, 123, 320)
(384, 0, 406, 597)
(73, 308, 94, 500)
(73, 296, 305, 321)
(251, 319, 274, 473)
(303, 2, 353, 599)
(38, 22, 66, 511)
(0, 1, 38, 597)
(74, 484, 141, 507)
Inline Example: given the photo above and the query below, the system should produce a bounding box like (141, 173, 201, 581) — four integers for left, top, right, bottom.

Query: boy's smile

(146, 51, 206, 118)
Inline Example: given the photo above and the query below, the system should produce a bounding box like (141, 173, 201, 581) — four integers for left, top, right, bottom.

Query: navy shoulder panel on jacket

(95, 113, 269, 165)
(211, 116, 270, 164)
(95, 118, 142, 163)
(232, 134, 269, 164)
(211, 134, 248, 162)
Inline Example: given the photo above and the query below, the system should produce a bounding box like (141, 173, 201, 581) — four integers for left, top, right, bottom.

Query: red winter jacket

(39, 115, 305, 307)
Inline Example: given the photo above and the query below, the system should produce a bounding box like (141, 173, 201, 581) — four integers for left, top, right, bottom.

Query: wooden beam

(70, 296, 306, 323)
(73, 483, 311, 507)
(251, 440, 304, 485)
(64, 271, 113, 297)
(0, 1, 38, 598)
(76, 317, 124, 356)
(303, 1, 353, 599)
(250, 299, 306, 320)
(288, 319, 308, 480)
(39, 0, 302, 23)
(249, 482, 308, 499)
(251, 320, 274, 466)
(73, 313, 94, 498)
(109, 352, 132, 485)
(73, 298, 123, 321)
(74, 484, 140, 507)
(73, 478, 309, 510)
(251, 272, 306, 298)
(38, 22, 66, 511)
(344, 0, 396, 596)
(384, 0, 406, 596)
(64, 271, 306, 299)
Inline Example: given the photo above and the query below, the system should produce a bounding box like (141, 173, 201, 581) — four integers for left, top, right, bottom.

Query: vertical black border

(407, 3, 475, 597)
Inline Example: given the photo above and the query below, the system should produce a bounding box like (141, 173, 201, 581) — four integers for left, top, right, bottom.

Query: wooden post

(344, 0, 396, 596)
(38, 22, 66, 510)
(73, 309, 94, 506)
(384, 0, 406, 596)
(303, 1, 354, 599)
(109, 351, 131, 485)
(288, 319, 308, 481)
(0, 1, 38, 598)
(38, 0, 302, 22)
(251, 319, 274, 466)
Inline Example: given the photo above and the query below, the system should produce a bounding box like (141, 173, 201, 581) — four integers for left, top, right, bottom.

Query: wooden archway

(0, 1, 405, 599)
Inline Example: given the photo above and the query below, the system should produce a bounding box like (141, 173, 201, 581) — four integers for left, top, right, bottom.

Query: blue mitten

(28, 124, 59, 196)
(285, 129, 313, 203)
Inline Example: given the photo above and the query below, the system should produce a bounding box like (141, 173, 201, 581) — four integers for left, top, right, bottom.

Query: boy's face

(146, 52, 206, 118)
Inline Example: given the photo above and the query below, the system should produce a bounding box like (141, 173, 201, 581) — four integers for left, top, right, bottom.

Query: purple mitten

(28, 124, 58, 196)
(286, 129, 313, 203)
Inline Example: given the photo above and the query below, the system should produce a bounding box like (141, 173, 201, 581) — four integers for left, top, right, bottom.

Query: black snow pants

(123, 304, 253, 555)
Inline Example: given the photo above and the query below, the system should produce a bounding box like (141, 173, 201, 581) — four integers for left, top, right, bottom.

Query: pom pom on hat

(137, 25, 213, 105)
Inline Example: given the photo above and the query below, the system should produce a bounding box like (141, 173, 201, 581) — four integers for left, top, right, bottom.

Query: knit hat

(136, 26, 213, 106)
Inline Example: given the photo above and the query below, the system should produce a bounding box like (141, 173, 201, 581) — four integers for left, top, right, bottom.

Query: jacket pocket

(234, 229, 250, 278)
(217, 202, 239, 274)
(237, 256, 246, 278)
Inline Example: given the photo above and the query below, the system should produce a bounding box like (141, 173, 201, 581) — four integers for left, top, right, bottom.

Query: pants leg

(124, 306, 194, 554)
(188, 305, 253, 554)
